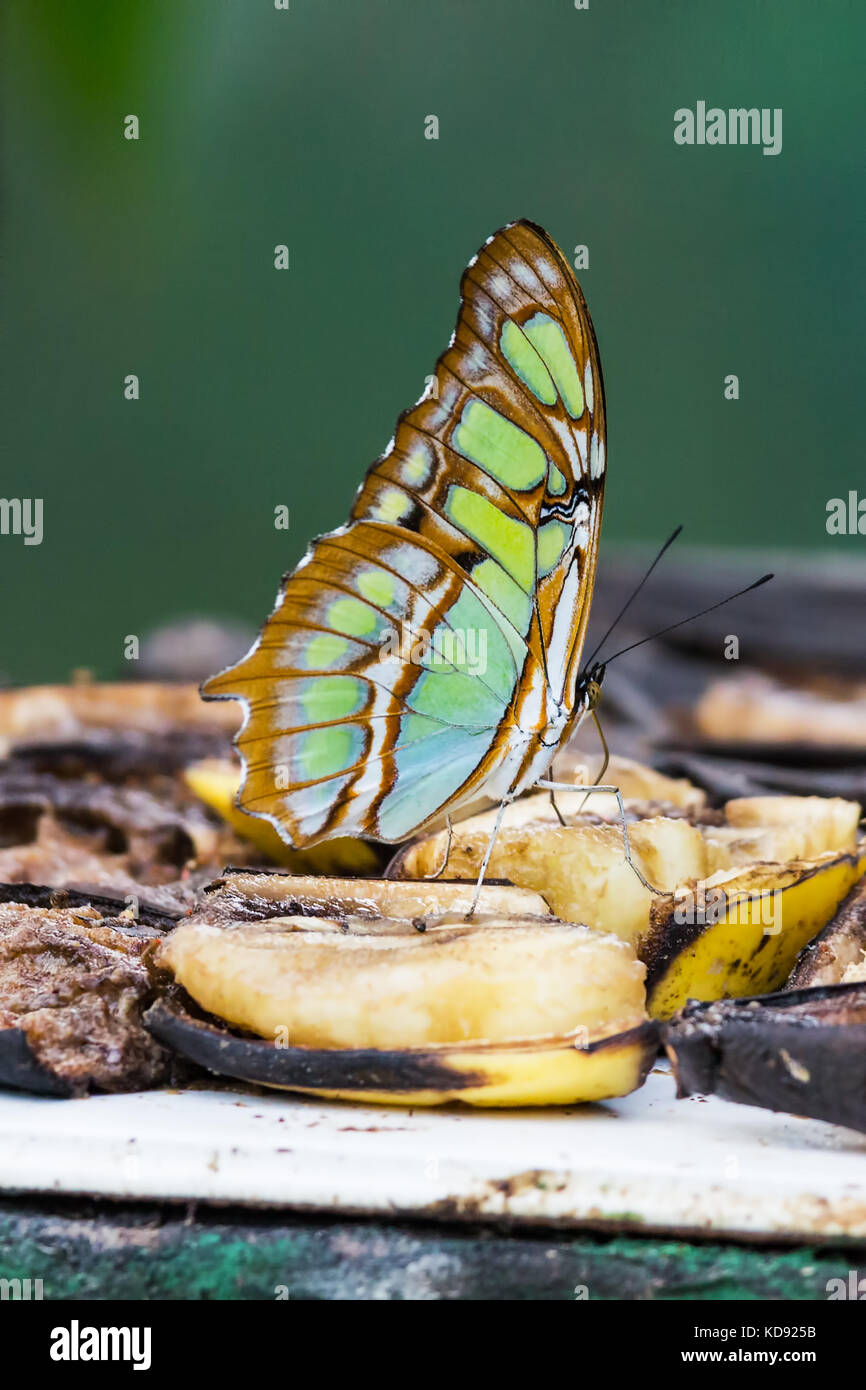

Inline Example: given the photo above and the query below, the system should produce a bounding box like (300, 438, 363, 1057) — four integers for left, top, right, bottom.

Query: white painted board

(1, 1066, 864, 1241)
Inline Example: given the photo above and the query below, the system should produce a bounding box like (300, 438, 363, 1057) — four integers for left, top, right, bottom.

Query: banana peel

(396, 783, 866, 1020)
(145, 999, 658, 1108)
(644, 850, 866, 1019)
(150, 873, 658, 1107)
(184, 758, 382, 875)
(665, 982, 866, 1134)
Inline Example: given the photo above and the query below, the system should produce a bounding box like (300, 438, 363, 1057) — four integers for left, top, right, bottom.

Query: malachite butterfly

(204, 220, 607, 846)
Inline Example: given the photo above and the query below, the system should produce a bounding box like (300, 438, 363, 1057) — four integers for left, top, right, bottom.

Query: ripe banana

(151, 874, 658, 1107)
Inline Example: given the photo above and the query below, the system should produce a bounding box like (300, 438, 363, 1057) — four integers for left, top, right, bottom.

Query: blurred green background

(3, 0, 864, 682)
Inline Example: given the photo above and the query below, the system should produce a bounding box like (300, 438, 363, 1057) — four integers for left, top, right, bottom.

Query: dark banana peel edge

(665, 982, 866, 1135)
(0, 1027, 74, 1097)
(0, 880, 181, 931)
(145, 998, 661, 1109)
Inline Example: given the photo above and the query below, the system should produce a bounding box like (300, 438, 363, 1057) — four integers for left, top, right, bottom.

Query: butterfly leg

(577, 708, 611, 814)
(467, 793, 517, 918)
(426, 816, 453, 881)
(535, 778, 665, 896)
(549, 786, 567, 827)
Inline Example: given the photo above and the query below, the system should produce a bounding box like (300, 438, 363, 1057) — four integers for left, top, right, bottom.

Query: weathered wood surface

(0, 1197, 863, 1301)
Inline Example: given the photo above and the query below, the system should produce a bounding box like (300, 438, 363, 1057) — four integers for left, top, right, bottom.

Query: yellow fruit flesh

(398, 790, 866, 1017)
(398, 816, 708, 952)
(159, 917, 646, 1050)
(170, 763, 866, 1102)
(184, 759, 381, 873)
(646, 850, 866, 1018)
(216, 871, 552, 922)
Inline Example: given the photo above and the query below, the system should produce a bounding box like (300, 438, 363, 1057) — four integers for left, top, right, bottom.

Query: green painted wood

(0, 1198, 863, 1300)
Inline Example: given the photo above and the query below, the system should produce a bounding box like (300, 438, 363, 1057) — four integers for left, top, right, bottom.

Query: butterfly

(204, 220, 608, 851)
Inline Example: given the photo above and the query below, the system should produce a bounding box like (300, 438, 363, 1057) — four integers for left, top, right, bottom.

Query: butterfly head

(577, 661, 606, 714)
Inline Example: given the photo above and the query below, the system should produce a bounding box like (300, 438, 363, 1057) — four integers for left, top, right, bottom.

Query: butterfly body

(205, 220, 607, 846)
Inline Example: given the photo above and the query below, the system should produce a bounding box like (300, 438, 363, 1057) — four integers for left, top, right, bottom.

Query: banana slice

(395, 809, 708, 950)
(158, 919, 646, 1050)
(665, 982, 866, 1134)
(645, 852, 866, 1019)
(184, 759, 383, 874)
(151, 874, 657, 1107)
(146, 1000, 659, 1108)
(544, 752, 707, 812)
(195, 870, 552, 925)
(397, 782, 866, 1019)
(703, 796, 860, 869)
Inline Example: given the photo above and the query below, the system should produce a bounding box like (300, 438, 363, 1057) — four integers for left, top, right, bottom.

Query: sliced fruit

(196, 870, 553, 927)
(644, 850, 866, 1018)
(703, 795, 860, 869)
(665, 983, 866, 1134)
(158, 917, 643, 1050)
(0, 681, 238, 748)
(396, 777, 866, 1017)
(395, 803, 710, 951)
(184, 758, 382, 874)
(695, 672, 866, 750)
(146, 1000, 659, 1108)
(151, 874, 656, 1107)
(577, 754, 707, 812)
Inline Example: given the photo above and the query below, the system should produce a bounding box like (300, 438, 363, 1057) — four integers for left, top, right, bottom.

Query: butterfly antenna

(583, 525, 683, 670)
(601, 573, 774, 665)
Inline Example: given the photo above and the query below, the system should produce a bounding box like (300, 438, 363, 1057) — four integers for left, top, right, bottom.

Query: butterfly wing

(204, 220, 606, 844)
